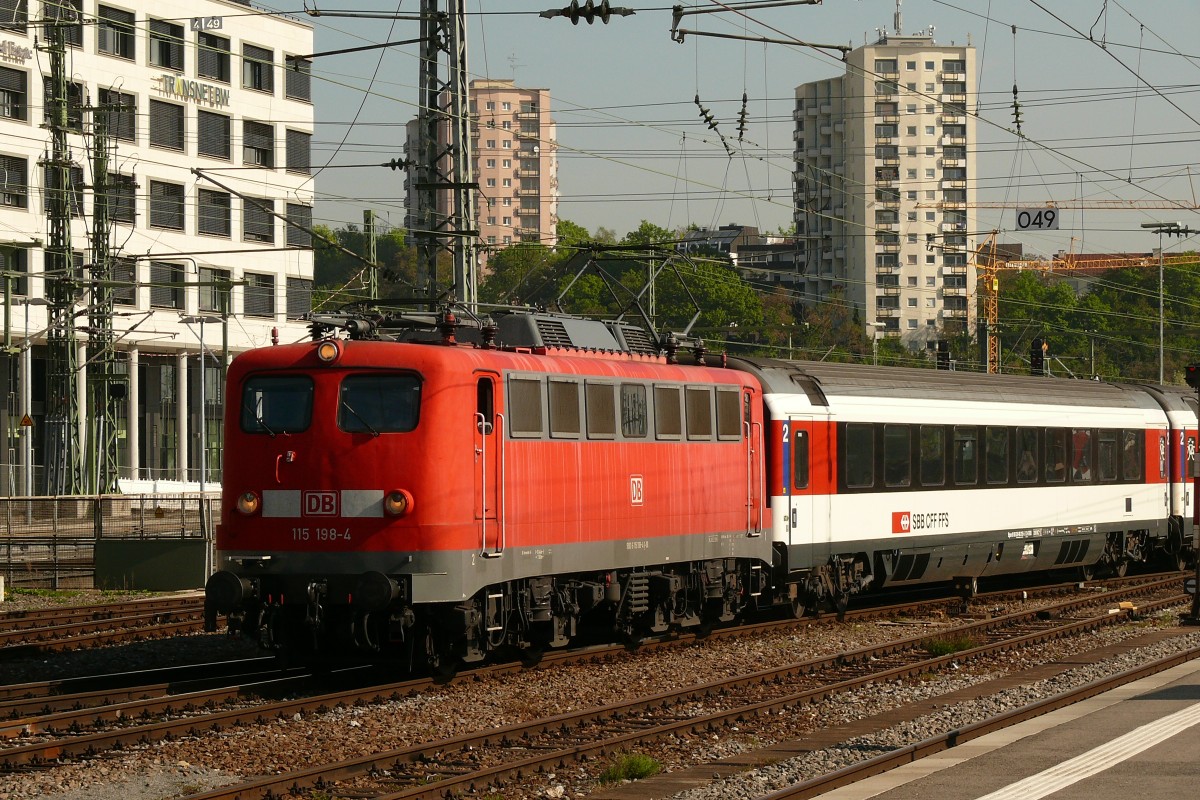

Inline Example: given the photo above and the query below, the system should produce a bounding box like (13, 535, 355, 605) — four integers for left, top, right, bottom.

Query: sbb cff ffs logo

(304, 491, 339, 516)
(892, 512, 911, 534)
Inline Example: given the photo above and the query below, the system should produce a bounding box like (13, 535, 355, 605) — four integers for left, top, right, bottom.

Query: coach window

(793, 429, 809, 490)
(1071, 429, 1094, 482)
(1121, 430, 1143, 481)
(548, 379, 581, 438)
(339, 375, 420, 434)
(508, 377, 543, 437)
(655, 385, 682, 440)
(844, 423, 874, 489)
(1045, 428, 1068, 483)
(620, 384, 648, 438)
(1016, 428, 1038, 483)
(919, 425, 945, 486)
(585, 382, 616, 439)
(685, 387, 713, 439)
(1097, 430, 1119, 482)
(985, 427, 1009, 485)
(716, 388, 741, 440)
(241, 375, 313, 434)
(883, 425, 910, 487)
(953, 426, 977, 485)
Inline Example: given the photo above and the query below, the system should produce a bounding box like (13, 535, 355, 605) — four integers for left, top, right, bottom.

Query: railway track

(0, 594, 205, 657)
(0, 572, 1171, 764)
(0, 574, 1185, 797)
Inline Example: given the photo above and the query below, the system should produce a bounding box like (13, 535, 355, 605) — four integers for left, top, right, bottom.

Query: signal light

(236, 491, 260, 516)
(316, 340, 341, 363)
(384, 489, 414, 517)
(1186, 364, 1200, 390)
(1031, 338, 1047, 376)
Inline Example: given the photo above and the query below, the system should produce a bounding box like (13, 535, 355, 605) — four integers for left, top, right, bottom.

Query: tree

(621, 220, 674, 247)
(555, 219, 591, 250)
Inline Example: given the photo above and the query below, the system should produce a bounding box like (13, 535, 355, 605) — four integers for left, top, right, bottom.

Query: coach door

(785, 415, 826, 570)
(474, 373, 503, 557)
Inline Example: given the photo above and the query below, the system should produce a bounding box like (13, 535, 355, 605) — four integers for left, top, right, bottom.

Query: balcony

(820, 124, 833, 135)
(941, 113, 966, 125)
(875, 135, 894, 145)
(940, 70, 966, 82)
(514, 187, 540, 196)
(943, 285, 967, 296)
(875, 307, 901, 318)
(517, 168, 540, 177)
(807, 147, 820, 158)
(941, 92, 967, 104)
(516, 110, 540, 119)
(878, 157, 900, 167)
(941, 135, 967, 146)
(940, 221, 967, 232)
(940, 157, 964, 168)
(946, 263, 969, 275)
(515, 130, 538, 140)
(878, 285, 901, 296)
(945, 307, 969, 318)
(876, 263, 899, 274)
(876, 242, 901, 253)
(941, 178, 967, 189)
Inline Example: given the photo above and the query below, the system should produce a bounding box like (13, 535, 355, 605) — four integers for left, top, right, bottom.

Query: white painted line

(974, 701, 1200, 800)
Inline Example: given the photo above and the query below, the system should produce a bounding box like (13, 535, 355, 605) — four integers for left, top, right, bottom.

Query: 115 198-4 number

(292, 527, 351, 542)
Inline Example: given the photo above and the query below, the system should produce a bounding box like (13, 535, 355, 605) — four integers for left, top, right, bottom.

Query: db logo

(892, 511, 911, 534)
(303, 491, 339, 516)
(630, 475, 644, 506)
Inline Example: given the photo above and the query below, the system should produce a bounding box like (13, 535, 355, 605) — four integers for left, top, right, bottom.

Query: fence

(0, 493, 217, 590)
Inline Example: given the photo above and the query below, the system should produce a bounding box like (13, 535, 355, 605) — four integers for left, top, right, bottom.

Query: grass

(597, 752, 663, 785)
(10, 588, 84, 600)
(924, 634, 979, 657)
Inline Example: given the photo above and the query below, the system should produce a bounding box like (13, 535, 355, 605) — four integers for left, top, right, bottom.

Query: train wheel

(1077, 565, 1096, 582)
(423, 627, 459, 679)
(789, 595, 808, 619)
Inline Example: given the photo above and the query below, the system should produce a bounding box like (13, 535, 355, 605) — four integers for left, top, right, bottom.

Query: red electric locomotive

(205, 309, 780, 670)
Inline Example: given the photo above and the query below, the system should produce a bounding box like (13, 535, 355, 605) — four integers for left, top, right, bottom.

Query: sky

(291, 0, 1200, 259)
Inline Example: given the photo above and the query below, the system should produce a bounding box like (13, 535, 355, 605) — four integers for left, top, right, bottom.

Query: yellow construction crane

(974, 233, 1200, 374)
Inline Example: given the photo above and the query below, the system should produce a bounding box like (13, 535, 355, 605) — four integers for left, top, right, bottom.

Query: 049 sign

(1015, 207, 1059, 230)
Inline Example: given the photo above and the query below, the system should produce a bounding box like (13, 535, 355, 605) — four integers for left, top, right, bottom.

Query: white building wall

(795, 35, 976, 348)
(0, 1, 314, 491)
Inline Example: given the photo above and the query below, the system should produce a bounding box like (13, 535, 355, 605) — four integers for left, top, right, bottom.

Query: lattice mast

(40, 19, 84, 495)
(86, 101, 123, 493)
(413, 0, 478, 309)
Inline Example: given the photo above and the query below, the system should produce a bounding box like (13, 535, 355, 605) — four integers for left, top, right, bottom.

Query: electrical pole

(87, 99, 124, 494)
(40, 19, 83, 496)
(413, 0, 478, 309)
(364, 210, 378, 301)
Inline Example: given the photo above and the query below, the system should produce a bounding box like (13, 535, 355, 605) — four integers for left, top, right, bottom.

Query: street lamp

(180, 314, 222, 539)
(867, 322, 885, 366)
(1141, 222, 1197, 384)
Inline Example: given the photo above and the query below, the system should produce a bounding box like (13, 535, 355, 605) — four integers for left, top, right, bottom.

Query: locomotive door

(474, 373, 503, 557)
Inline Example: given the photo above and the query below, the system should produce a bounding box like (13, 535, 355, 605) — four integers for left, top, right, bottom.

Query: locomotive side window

(654, 385, 682, 440)
(685, 387, 713, 440)
(476, 379, 494, 434)
(844, 422, 874, 489)
(548, 379, 580, 439)
(883, 424, 910, 487)
(953, 426, 977, 485)
(620, 384, 648, 438)
(985, 427, 1009, 485)
(715, 388, 741, 440)
(338, 374, 420, 434)
(241, 375, 313, 434)
(1016, 428, 1038, 483)
(1071, 429, 1094, 483)
(919, 425, 945, 486)
(585, 382, 616, 439)
(1121, 430, 1143, 481)
(1097, 430, 1119, 482)
(793, 428, 809, 490)
(508, 377, 543, 437)
(1045, 428, 1068, 483)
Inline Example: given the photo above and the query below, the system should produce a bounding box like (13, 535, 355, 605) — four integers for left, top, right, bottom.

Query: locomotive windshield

(241, 375, 314, 434)
(338, 374, 421, 434)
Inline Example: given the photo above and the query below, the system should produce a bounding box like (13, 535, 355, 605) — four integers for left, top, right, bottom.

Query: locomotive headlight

(236, 491, 261, 515)
(316, 340, 341, 363)
(384, 489, 414, 517)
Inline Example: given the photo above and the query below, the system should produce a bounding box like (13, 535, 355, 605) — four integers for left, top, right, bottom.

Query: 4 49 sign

(1015, 206, 1059, 230)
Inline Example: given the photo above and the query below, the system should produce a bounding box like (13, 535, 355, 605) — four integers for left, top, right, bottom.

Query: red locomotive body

(209, 315, 773, 668)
